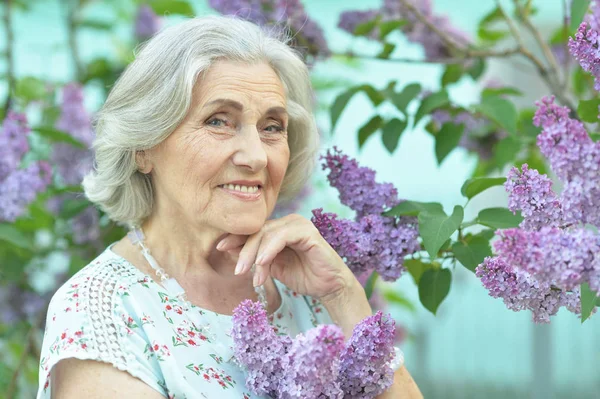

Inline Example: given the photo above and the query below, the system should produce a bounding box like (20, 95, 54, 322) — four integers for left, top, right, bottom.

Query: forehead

(194, 60, 287, 108)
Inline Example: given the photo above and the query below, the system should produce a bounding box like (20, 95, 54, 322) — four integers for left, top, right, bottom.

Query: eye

(207, 117, 227, 127)
(265, 124, 285, 133)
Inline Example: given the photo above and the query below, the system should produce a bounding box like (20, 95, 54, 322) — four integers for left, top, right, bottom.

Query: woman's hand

(215, 213, 356, 301)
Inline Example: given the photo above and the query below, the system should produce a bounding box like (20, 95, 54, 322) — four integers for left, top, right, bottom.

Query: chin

(224, 215, 267, 235)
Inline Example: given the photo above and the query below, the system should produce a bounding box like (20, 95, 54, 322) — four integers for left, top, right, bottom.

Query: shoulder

(38, 247, 165, 398)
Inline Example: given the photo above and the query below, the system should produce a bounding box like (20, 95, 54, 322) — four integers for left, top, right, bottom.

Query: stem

(460, 220, 478, 229)
(65, 0, 84, 81)
(561, 0, 572, 89)
(512, 0, 563, 86)
(3, 0, 14, 113)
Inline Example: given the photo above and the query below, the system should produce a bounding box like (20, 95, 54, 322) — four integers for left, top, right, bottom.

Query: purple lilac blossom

(493, 227, 600, 294)
(505, 164, 564, 230)
(0, 283, 50, 324)
(209, 0, 330, 59)
(338, 311, 396, 397)
(0, 111, 30, 180)
(320, 147, 399, 218)
(568, 22, 600, 90)
(231, 299, 291, 396)
(0, 161, 52, 222)
(279, 325, 345, 398)
(134, 4, 161, 41)
(475, 256, 582, 323)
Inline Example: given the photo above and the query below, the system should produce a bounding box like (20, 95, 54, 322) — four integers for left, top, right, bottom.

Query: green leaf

(382, 290, 416, 312)
(418, 268, 451, 315)
(577, 98, 600, 123)
(31, 126, 86, 149)
(435, 123, 464, 165)
(378, 19, 407, 40)
(381, 118, 407, 153)
(377, 42, 396, 59)
(477, 7, 509, 43)
(481, 87, 523, 99)
(358, 115, 384, 148)
(441, 64, 464, 87)
(150, 0, 194, 16)
(466, 58, 486, 80)
(590, 133, 600, 142)
(580, 282, 597, 323)
(0, 224, 33, 250)
(452, 236, 492, 272)
(364, 271, 379, 300)
(383, 201, 444, 217)
(493, 136, 522, 169)
(84, 58, 111, 82)
(461, 177, 507, 199)
(419, 205, 464, 259)
(473, 95, 518, 135)
(80, 19, 113, 30)
(389, 83, 421, 114)
(354, 15, 381, 36)
(60, 198, 91, 220)
(477, 207, 523, 229)
(415, 90, 450, 125)
(570, 0, 592, 32)
(331, 85, 385, 131)
(404, 258, 431, 285)
(14, 76, 47, 104)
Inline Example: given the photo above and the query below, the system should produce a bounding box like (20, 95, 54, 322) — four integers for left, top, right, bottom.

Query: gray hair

(82, 14, 320, 226)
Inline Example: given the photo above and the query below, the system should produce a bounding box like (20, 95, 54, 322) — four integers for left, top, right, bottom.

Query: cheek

(269, 146, 290, 187)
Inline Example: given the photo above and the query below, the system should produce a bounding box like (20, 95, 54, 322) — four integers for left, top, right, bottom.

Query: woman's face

(145, 60, 290, 235)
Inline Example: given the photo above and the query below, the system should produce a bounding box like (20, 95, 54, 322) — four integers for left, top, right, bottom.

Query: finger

(235, 232, 264, 275)
(253, 261, 272, 287)
(216, 234, 247, 251)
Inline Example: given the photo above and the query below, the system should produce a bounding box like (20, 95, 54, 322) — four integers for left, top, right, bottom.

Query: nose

(232, 125, 268, 172)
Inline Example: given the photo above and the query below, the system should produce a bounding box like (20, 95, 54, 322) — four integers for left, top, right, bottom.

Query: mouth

(217, 183, 262, 200)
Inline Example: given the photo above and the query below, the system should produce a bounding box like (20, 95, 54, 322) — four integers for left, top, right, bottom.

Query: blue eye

(265, 125, 285, 133)
(207, 118, 226, 127)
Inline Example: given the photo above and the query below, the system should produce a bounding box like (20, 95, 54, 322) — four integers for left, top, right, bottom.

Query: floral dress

(37, 242, 333, 398)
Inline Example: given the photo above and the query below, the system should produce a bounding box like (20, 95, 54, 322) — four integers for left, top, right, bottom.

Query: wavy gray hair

(82, 14, 320, 226)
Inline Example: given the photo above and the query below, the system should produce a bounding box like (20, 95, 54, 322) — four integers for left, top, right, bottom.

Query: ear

(135, 150, 153, 174)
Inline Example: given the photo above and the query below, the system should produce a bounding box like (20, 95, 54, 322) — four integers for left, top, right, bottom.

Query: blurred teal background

(3, 1, 598, 398)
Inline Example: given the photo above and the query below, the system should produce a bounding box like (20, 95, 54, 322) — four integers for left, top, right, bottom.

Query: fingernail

(235, 261, 244, 275)
(253, 269, 261, 287)
(256, 253, 264, 265)
(216, 240, 225, 250)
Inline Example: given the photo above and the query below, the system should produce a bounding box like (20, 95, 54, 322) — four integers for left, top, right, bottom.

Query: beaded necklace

(126, 225, 268, 360)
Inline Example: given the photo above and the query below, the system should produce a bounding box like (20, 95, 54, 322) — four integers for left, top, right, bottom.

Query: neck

(139, 212, 236, 281)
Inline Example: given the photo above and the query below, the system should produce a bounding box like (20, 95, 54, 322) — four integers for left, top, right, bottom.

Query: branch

(3, 0, 15, 113)
(335, 48, 520, 64)
(561, 0, 572, 89)
(513, 0, 563, 85)
(65, 0, 84, 81)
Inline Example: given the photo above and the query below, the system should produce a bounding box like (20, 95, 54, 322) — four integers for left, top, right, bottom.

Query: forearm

(320, 277, 423, 399)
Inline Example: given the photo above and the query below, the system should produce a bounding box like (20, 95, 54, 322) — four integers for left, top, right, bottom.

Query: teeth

(221, 184, 259, 193)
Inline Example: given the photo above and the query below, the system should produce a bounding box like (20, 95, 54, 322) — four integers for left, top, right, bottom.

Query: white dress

(37, 242, 333, 398)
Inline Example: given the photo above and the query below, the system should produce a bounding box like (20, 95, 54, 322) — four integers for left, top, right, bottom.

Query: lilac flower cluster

(231, 300, 396, 398)
(49, 83, 100, 244)
(0, 283, 50, 324)
(476, 256, 582, 323)
(134, 4, 161, 41)
(569, 22, 600, 90)
(0, 112, 52, 222)
(209, 0, 330, 60)
(338, 312, 396, 397)
(339, 0, 470, 60)
(476, 97, 600, 322)
(311, 148, 420, 281)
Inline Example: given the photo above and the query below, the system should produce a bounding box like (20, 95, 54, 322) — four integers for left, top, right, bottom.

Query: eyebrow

(204, 98, 288, 118)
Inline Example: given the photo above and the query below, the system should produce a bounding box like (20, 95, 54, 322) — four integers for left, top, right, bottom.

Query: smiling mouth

(217, 183, 262, 194)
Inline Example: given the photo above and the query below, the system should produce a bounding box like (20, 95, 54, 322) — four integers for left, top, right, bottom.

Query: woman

(37, 15, 422, 398)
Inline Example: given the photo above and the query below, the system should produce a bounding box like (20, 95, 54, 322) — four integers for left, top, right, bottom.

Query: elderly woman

(37, 15, 422, 398)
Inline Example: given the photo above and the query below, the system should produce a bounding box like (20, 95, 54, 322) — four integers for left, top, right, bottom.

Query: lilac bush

(134, 4, 161, 41)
